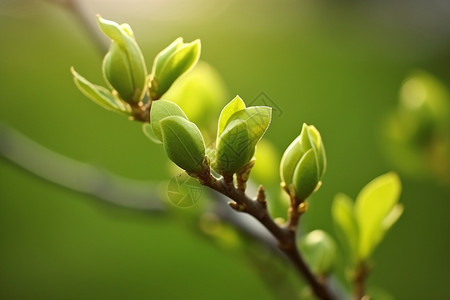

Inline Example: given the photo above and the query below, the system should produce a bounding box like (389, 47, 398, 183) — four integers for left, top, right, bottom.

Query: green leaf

(355, 172, 402, 260)
(71, 67, 131, 115)
(152, 38, 183, 78)
(160, 116, 205, 173)
(226, 106, 272, 143)
(142, 123, 162, 144)
(215, 119, 254, 175)
(150, 100, 188, 142)
(217, 95, 246, 139)
(151, 38, 201, 99)
(332, 193, 358, 264)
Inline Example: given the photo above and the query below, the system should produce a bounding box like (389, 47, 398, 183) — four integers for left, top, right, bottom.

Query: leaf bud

(280, 123, 326, 200)
(160, 116, 206, 173)
(98, 16, 147, 103)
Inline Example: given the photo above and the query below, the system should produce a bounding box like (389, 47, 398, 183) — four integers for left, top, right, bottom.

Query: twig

(48, 0, 109, 53)
(0, 122, 165, 211)
(197, 171, 337, 300)
(353, 262, 370, 300)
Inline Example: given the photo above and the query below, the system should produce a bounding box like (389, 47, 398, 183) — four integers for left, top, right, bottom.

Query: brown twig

(197, 171, 337, 300)
(353, 262, 370, 300)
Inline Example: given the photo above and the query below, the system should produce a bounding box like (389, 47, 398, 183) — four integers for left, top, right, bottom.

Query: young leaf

(355, 172, 402, 260)
(152, 38, 183, 78)
(71, 67, 131, 115)
(332, 193, 359, 264)
(226, 106, 272, 142)
(150, 100, 188, 142)
(160, 116, 205, 173)
(151, 39, 201, 99)
(217, 95, 246, 139)
(97, 16, 147, 103)
(215, 119, 254, 175)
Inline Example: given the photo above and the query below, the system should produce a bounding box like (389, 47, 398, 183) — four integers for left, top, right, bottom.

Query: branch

(0, 122, 165, 212)
(48, 0, 108, 53)
(353, 262, 370, 300)
(197, 171, 338, 300)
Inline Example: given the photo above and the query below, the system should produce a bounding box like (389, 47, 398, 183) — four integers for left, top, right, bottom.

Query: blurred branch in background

(47, 0, 108, 53)
(0, 121, 165, 211)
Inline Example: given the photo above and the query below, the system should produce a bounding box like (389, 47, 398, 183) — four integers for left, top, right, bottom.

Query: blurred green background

(1, 0, 449, 299)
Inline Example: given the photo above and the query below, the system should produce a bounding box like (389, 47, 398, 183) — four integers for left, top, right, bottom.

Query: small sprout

(299, 230, 337, 276)
(98, 16, 148, 104)
(150, 38, 201, 100)
(280, 123, 326, 200)
(160, 116, 206, 173)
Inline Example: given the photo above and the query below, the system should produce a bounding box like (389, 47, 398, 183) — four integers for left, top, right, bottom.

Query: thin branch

(353, 262, 370, 300)
(0, 122, 165, 211)
(197, 171, 338, 300)
(48, 0, 109, 53)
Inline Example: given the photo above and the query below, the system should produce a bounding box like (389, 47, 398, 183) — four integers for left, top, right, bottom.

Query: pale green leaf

(152, 38, 183, 78)
(332, 193, 358, 264)
(150, 100, 188, 142)
(226, 106, 272, 143)
(152, 39, 201, 99)
(355, 172, 402, 260)
(217, 95, 246, 139)
(71, 67, 131, 115)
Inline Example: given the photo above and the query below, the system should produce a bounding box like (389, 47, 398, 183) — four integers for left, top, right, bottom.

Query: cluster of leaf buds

(72, 16, 200, 121)
(280, 123, 326, 200)
(211, 96, 271, 177)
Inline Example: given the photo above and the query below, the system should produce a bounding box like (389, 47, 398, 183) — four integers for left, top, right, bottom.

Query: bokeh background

(1, 0, 449, 299)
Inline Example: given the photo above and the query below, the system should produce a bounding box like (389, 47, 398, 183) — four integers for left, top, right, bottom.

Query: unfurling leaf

(98, 16, 148, 103)
(215, 120, 254, 175)
(217, 95, 246, 139)
(280, 123, 326, 200)
(71, 67, 131, 115)
(151, 38, 201, 99)
(213, 96, 272, 176)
